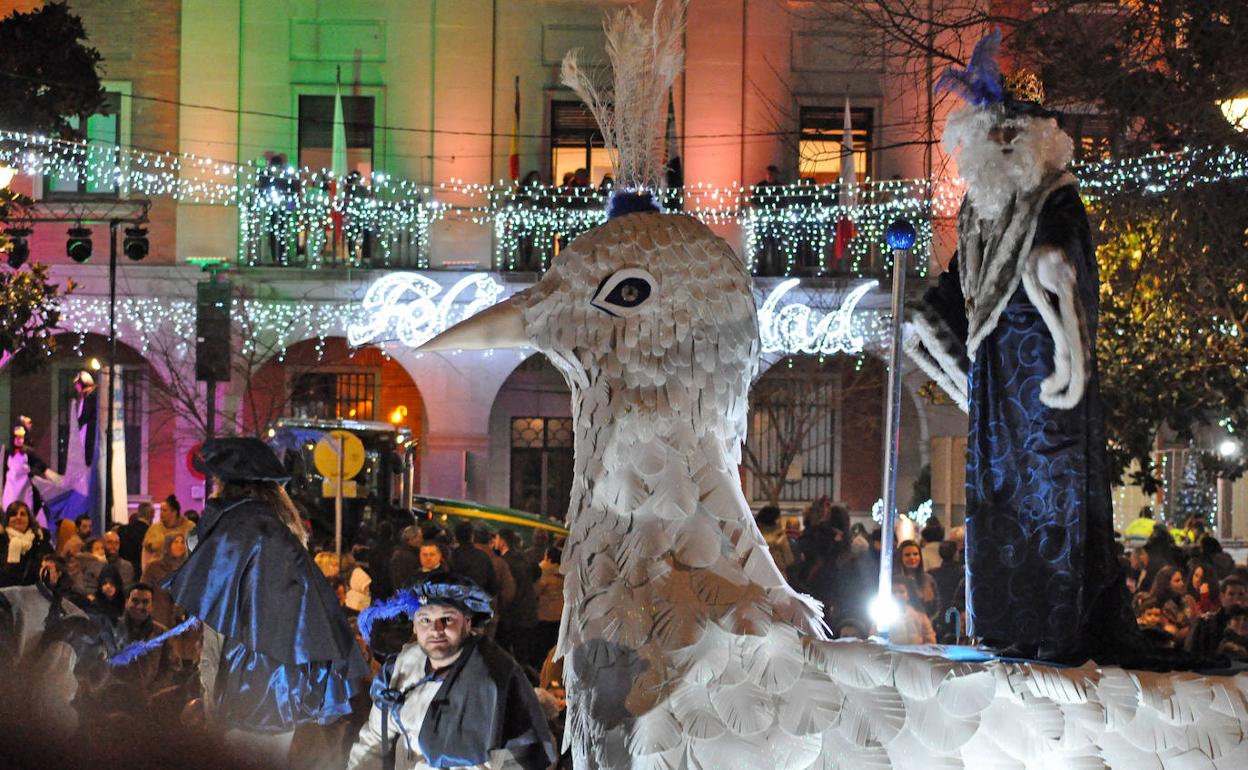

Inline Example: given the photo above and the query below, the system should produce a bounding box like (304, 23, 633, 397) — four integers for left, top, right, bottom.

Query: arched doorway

(243, 337, 425, 543)
(243, 337, 424, 440)
(486, 354, 573, 519)
(743, 353, 922, 516)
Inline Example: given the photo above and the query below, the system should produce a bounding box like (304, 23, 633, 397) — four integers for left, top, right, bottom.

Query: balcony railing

(490, 183, 932, 279)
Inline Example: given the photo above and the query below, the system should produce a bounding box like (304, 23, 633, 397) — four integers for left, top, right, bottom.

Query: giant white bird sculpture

(419, 2, 1248, 767)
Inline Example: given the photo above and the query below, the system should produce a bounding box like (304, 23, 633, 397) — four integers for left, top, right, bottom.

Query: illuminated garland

(55, 295, 348, 361)
(52, 273, 899, 361)
(871, 498, 934, 527)
(3, 130, 1245, 278)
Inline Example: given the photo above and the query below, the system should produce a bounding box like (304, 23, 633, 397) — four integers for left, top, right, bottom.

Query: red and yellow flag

(508, 76, 520, 181)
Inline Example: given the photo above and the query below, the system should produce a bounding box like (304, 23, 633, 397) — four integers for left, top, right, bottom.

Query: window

(56, 367, 145, 494)
(510, 417, 574, 520)
(297, 94, 375, 176)
(746, 366, 839, 503)
(1061, 113, 1115, 161)
(798, 105, 873, 183)
(290, 371, 377, 421)
(45, 90, 124, 197)
(550, 100, 613, 188)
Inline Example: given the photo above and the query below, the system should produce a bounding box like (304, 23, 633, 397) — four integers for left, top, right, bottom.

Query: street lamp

(1220, 96, 1248, 133)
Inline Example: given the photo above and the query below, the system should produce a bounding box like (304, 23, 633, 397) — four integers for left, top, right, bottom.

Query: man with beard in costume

(904, 29, 1138, 663)
(348, 575, 557, 770)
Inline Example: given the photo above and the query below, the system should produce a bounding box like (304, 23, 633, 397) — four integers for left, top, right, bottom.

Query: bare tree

(743, 353, 884, 508)
(142, 285, 364, 441)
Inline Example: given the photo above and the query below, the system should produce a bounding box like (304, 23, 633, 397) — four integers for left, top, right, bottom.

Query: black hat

(200, 437, 290, 482)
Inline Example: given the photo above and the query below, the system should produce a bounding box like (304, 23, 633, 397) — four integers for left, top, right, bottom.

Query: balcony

(238, 174, 934, 280)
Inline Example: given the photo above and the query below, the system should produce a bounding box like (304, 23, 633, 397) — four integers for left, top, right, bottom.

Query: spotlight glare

(869, 593, 900, 632)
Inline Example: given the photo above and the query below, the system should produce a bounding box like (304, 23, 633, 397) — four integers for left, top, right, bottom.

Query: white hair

(943, 104, 1073, 221)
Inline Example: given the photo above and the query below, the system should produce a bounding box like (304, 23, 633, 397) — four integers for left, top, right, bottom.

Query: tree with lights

(0, 188, 70, 374)
(1174, 451, 1216, 530)
(813, 0, 1248, 490)
(0, 1, 107, 374)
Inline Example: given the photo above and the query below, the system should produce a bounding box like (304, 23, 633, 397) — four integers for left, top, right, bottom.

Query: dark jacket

(451, 543, 498, 596)
(116, 519, 149, 576)
(165, 497, 370, 730)
(1185, 608, 1232, 656)
(389, 543, 422, 592)
(0, 526, 53, 587)
(358, 635, 557, 770)
(500, 551, 539, 629)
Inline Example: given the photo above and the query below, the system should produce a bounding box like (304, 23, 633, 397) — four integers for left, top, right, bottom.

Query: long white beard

(943, 107, 1073, 222)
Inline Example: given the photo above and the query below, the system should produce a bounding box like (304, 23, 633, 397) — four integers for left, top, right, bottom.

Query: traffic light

(67, 226, 92, 263)
(123, 226, 148, 261)
(5, 227, 30, 269)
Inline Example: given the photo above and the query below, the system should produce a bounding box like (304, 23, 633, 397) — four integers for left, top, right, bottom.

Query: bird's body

(414, 7, 1248, 762)
(425, 210, 1248, 769)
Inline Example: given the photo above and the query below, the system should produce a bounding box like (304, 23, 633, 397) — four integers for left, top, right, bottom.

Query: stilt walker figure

(904, 29, 1138, 662)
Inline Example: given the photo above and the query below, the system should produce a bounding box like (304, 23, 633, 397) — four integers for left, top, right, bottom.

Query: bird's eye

(591, 268, 657, 317)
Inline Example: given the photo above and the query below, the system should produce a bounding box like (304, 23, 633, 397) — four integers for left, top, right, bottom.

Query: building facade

(13, 0, 1155, 535)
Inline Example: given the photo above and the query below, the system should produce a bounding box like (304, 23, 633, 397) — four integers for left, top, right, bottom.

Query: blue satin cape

(165, 497, 370, 732)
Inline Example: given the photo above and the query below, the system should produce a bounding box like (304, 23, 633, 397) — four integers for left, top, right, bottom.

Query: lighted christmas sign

(346, 272, 506, 348)
(757, 279, 877, 356)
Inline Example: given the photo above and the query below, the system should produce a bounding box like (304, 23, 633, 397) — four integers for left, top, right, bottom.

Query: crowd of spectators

(1121, 508, 1248, 659)
(0, 495, 201, 739)
(762, 499, 1248, 661)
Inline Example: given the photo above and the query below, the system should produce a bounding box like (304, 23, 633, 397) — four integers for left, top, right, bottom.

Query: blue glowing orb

(885, 219, 917, 250)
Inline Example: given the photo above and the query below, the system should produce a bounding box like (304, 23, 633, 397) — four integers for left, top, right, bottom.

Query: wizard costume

(904, 31, 1136, 658)
(161, 438, 370, 732)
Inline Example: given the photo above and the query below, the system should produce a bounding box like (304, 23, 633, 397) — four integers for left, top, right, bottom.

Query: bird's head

(421, 211, 758, 447)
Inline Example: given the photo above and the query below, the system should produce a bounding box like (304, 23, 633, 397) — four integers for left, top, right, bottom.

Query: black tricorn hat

(200, 437, 290, 482)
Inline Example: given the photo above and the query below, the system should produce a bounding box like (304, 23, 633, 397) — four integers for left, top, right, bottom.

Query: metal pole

(205, 378, 215, 439)
(106, 220, 118, 527)
(877, 220, 916, 634)
(335, 433, 344, 567)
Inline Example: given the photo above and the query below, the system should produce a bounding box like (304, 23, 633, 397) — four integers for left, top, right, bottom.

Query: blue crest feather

(109, 616, 200, 666)
(935, 28, 1004, 108)
(358, 590, 423, 648)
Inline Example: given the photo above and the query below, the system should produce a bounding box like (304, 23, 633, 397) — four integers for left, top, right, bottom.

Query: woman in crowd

(89, 565, 127, 623)
(895, 539, 939, 617)
(141, 532, 189, 628)
(0, 500, 52, 586)
(1188, 561, 1220, 615)
(536, 545, 565, 664)
(755, 505, 795, 580)
(888, 577, 936, 645)
(1137, 564, 1199, 647)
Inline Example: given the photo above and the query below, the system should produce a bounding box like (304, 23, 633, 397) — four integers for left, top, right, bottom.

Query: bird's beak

(417, 295, 530, 351)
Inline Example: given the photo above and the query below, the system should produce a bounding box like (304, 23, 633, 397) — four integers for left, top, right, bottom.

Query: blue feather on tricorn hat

(936, 28, 1058, 119)
(357, 574, 494, 647)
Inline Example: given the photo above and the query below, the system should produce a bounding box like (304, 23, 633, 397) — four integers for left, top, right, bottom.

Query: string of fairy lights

(4, 130, 1246, 276)
(56, 296, 349, 362)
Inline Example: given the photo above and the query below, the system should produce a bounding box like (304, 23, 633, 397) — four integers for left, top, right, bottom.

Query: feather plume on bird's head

(938, 28, 1073, 219)
(418, 0, 757, 456)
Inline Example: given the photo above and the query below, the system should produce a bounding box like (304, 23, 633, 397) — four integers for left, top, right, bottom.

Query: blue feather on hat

(935, 28, 1005, 108)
